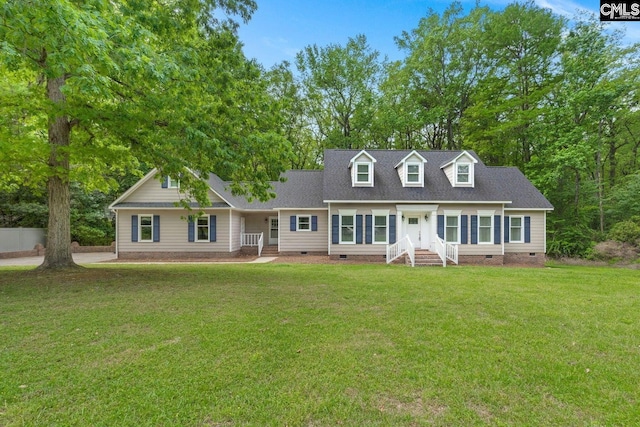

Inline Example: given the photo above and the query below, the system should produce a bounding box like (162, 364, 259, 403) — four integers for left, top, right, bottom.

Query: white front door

(406, 215, 421, 248)
(269, 216, 278, 245)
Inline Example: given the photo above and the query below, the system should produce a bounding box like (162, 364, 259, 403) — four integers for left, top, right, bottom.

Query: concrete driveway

(0, 253, 117, 267)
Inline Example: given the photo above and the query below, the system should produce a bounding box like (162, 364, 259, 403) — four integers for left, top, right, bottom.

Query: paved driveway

(0, 253, 117, 267)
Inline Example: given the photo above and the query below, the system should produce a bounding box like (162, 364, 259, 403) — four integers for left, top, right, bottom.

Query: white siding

(280, 210, 329, 252)
(117, 209, 231, 253)
(504, 211, 546, 253)
(329, 204, 397, 256)
(443, 164, 455, 186)
(230, 210, 242, 252)
(123, 172, 225, 204)
(437, 204, 504, 256)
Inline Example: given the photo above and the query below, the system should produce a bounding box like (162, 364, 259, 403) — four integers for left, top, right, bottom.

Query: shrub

(608, 220, 640, 246)
(591, 241, 639, 262)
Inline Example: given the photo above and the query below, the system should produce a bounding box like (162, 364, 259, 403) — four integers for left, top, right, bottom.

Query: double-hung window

(406, 163, 421, 184)
(196, 216, 209, 242)
(297, 216, 311, 231)
(445, 215, 459, 243)
(139, 215, 153, 242)
(356, 163, 371, 184)
(168, 177, 180, 188)
(340, 214, 355, 243)
(374, 215, 387, 243)
(510, 216, 523, 243)
(457, 164, 470, 184)
(478, 215, 493, 244)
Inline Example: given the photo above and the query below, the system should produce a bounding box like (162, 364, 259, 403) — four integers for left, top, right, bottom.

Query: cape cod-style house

(109, 149, 553, 266)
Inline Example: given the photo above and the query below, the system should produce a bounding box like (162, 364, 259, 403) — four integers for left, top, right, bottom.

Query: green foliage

(546, 217, 595, 258)
(607, 218, 640, 246)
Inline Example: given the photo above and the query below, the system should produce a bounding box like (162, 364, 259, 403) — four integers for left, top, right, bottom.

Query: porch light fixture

(264, 217, 268, 223)
(424, 214, 429, 221)
(401, 215, 405, 222)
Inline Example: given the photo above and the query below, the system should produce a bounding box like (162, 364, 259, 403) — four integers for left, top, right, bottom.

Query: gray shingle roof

(112, 202, 230, 208)
(208, 170, 326, 210)
(322, 149, 553, 209)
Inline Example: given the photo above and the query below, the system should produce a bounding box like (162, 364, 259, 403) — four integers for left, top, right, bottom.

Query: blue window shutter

(312, 215, 318, 232)
(437, 215, 444, 239)
(153, 215, 160, 242)
(525, 216, 531, 243)
(471, 215, 478, 244)
(210, 215, 216, 242)
(356, 215, 363, 244)
(188, 217, 195, 242)
(504, 216, 510, 243)
(460, 215, 468, 244)
(389, 215, 396, 244)
(161, 176, 168, 188)
(365, 215, 372, 244)
(131, 215, 138, 242)
(331, 215, 339, 244)
(290, 215, 296, 232)
(494, 215, 501, 244)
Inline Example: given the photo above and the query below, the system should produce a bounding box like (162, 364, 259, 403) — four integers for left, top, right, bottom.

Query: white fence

(0, 228, 46, 253)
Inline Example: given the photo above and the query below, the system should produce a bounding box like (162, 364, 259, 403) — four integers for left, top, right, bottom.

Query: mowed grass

(0, 263, 638, 426)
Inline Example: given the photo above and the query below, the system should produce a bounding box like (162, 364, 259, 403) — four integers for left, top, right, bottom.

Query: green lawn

(1, 263, 638, 426)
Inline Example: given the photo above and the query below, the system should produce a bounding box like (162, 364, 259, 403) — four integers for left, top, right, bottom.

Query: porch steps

(260, 245, 279, 256)
(409, 250, 444, 267)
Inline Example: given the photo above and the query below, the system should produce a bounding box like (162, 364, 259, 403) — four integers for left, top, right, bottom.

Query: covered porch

(239, 212, 279, 256)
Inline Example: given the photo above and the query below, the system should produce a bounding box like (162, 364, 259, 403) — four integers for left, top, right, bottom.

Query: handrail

(257, 233, 264, 257)
(386, 235, 415, 267)
(241, 233, 264, 256)
(435, 237, 458, 267)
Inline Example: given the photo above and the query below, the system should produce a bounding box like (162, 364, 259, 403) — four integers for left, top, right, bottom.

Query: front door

(269, 216, 278, 245)
(406, 215, 421, 248)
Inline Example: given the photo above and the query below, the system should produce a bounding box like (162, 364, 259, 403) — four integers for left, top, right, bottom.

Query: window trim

(445, 214, 460, 244)
(139, 214, 154, 242)
(339, 210, 357, 244)
(510, 215, 524, 243)
(297, 215, 311, 232)
(371, 209, 389, 245)
(405, 162, 423, 185)
(195, 215, 210, 242)
(354, 162, 373, 186)
(456, 163, 471, 185)
(477, 215, 493, 244)
(168, 177, 180, 189)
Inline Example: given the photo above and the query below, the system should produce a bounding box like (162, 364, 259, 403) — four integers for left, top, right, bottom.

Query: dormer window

(395, 150, 427, 187)
(456, 164, 470, 184)
(441, 150, 477, 187)
(356, 163, 371, 184)
(406, 163, 421, 184)
(168, 177, 180, 188)
(350, 150, 376, 187)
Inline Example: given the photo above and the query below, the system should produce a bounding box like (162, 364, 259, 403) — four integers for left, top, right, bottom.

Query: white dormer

(395, 150, 427, 187)
(349, 150, 376, 187)
(440, 151, 478, 188)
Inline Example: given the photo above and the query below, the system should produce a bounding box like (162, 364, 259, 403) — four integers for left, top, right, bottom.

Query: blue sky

(237, 0, 639, 68)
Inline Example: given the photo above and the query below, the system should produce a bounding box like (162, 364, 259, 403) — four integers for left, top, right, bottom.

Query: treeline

(266, 1, 640, 258)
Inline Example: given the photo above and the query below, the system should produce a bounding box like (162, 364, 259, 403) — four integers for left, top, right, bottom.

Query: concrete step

(408, 250, 444, 266)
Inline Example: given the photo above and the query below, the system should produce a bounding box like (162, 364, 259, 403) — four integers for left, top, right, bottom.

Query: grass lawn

(1, 263, 639, 426)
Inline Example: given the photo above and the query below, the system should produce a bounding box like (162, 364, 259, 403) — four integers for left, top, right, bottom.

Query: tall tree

(0, 0, 291, 269)
(295, 34, 383, 150)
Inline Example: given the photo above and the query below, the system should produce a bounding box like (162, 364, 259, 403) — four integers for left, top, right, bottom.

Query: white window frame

(371, 209, 389, 244)
(339, 210, 357, 244)
(139, 214, 154, 242)
(196, 215, 210, 242)
(456, 163, 471, 185)
(168, 176, 180, 189)
(478, 215, 493, 244)
(354, 162, 372, 186)
(405, 162, 423, 185)
(510, 216, 524, 243)
(297, 215, 311, 231)
(445, 215, 460, 244)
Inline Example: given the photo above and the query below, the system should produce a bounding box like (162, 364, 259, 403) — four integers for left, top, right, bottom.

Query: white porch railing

(386, 235, 415, 267)
(435, 237, 458, 267)
(241, 232, 264, 257)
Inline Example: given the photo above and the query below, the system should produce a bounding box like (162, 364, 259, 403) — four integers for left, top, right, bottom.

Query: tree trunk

(38, 75, 78, 270)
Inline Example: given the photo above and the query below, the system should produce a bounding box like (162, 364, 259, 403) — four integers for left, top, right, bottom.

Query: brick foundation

(457, 255, 505, 265)
(504, 252, 546, 266)
(279, 251, 328, 256)
(117, 251, 240, 260)
(329, 254, 389, 263)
